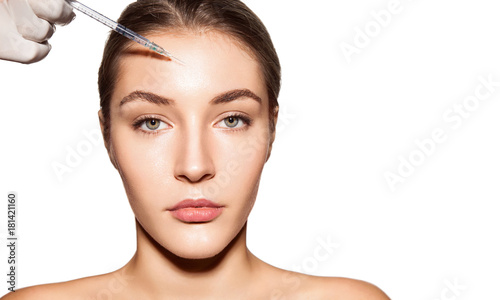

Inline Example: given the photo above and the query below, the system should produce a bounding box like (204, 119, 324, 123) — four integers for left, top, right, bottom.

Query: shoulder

(0, 269, 133, 300)
(268, 269, 390, 300)
(254, 256, 390, 300)
(0, 284, 67, 300)
(317, 276, 390, 299)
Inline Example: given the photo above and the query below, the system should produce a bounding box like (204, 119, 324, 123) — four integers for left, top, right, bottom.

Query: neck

(121, 219, 258, 298)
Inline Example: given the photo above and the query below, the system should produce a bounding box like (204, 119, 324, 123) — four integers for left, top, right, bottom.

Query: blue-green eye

(218, 114, 252, 129)
(138, 118, 167, 132)
(224, 116, 240, 128)
(145, 119, 160, 130)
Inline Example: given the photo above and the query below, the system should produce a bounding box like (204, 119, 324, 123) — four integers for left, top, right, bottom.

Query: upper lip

(168, 199, 223, 211)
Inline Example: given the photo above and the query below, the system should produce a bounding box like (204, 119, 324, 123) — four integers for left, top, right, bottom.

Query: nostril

(175, 173, 214, 184)
(174, 165, 215, 183)
(173, 134, 215, 183)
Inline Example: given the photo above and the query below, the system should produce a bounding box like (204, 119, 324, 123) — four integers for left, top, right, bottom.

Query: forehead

(112, 31, 267, 108)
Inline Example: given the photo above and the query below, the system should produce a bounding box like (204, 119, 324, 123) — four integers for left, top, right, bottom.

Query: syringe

(66, 0, 184, 64)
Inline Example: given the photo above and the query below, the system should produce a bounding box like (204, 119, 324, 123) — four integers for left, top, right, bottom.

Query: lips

(168, 199, 223, 223)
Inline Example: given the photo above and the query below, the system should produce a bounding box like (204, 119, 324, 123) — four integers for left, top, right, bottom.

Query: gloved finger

(0, 32, 51, 64)
(9, 0, 55, 43)
(28, 0, 75, 25)
(17, 15, 55, 43)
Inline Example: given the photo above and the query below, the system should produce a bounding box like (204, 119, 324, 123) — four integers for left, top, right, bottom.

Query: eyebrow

(120, 90, 172, 107)
(119, 88, 262, 107)
(209, 89, 262, 105)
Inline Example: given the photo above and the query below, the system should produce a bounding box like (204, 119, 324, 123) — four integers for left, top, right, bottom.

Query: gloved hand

(0, 0, 75, 64)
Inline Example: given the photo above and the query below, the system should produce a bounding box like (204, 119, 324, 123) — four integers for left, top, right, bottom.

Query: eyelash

(131, 113, 253, 136)
(132, 115, 166, 136)
(220, 113, 253, 131)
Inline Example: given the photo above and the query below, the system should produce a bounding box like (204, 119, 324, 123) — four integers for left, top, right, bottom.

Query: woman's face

(102, 31, 276, 259)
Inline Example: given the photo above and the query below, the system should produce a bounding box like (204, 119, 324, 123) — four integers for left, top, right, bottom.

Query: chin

(156, 236, 231, 261)
(155, 222, 246, 261)
(173, 246, 223, 260)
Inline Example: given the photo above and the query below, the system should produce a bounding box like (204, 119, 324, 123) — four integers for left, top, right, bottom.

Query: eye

(133, 117, 168, 133)
(144, 119, 162, 130)
(224, 116, 240, 128)
(217, 114, 252, 130)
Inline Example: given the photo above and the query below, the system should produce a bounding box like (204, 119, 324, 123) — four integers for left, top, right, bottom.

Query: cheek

(114, 136, 165, 181)
(110, 128, 175, 212)
(110, 123, 270, 210)
(208, 129, 270, 205)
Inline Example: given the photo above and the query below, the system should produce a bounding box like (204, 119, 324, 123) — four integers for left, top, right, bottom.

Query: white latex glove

(0, 0, 75, 64)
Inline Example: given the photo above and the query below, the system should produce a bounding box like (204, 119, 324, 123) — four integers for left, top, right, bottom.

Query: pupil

(147, 119, 160, 130)
(225, 117, 238, 127)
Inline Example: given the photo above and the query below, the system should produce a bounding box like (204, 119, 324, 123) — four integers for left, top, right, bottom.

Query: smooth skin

(1, 32, 390, 300)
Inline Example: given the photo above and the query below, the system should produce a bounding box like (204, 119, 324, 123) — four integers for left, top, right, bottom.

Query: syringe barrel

(67, 0, 118, 30)
(115, 24, 149, 48)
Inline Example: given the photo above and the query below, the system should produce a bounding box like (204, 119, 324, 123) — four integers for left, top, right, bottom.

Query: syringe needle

(66, 0, 184, 65)
(153, 44, 186, 65)
(165, 54, 186, 65)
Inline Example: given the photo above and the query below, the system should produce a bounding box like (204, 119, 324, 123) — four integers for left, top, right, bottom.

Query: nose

(173, 126, 215, 183)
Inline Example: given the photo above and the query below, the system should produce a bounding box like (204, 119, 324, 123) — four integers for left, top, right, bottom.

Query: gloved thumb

(0, 31, 51, 63)
(9, 0, 55, 43)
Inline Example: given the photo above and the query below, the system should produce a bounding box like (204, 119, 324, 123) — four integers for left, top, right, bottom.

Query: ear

(98, 109, 118, 169)
(266, 106, 279, 162)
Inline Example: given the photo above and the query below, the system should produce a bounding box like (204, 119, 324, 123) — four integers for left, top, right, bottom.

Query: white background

(1, 0, 499, 299)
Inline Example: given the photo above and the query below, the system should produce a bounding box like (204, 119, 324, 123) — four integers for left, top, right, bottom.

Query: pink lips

(168, 199, 223, 223)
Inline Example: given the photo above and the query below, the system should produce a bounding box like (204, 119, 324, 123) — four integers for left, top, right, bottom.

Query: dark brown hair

(98, 0, 281, 144)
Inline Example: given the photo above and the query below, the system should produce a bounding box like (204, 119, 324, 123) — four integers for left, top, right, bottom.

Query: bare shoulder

(254, 255, 389, 300)
(266, 267, 390, 300)
(0, 269, 133, 300)
(0, 283, 70, 300)
(317, 276, 391, 299)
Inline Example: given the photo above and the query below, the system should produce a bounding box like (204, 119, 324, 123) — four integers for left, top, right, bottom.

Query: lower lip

(170, 207, 223, 223)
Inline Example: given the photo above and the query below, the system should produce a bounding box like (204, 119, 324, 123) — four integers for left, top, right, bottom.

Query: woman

(3, 0, 389, 298)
